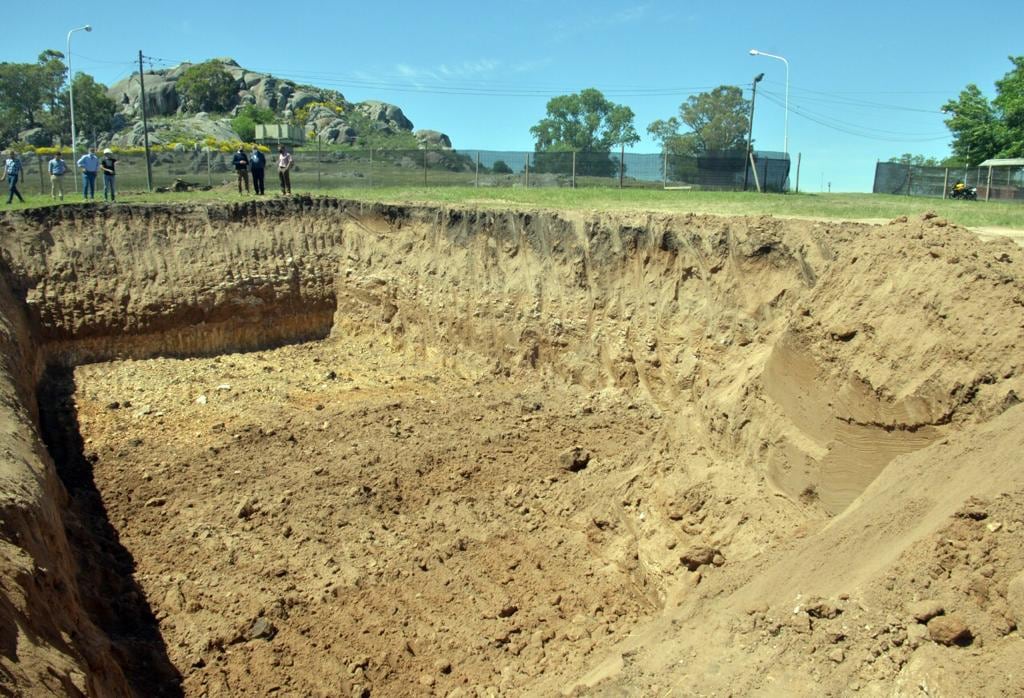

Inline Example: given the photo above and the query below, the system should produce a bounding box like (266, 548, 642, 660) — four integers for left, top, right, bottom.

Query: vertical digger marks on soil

(1, 198, 1023, 696)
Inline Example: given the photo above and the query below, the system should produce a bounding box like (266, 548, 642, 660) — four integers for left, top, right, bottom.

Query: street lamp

(749, 48, 789, 155)
(66, 24, 92, 162)
(744, 73, 764, 192)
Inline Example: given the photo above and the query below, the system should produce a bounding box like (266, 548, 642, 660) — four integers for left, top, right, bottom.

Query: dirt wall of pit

(0, 198, 1022, 694)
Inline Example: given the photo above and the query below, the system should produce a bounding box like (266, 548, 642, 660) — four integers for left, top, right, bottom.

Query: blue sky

(7, 1, 1024, 191)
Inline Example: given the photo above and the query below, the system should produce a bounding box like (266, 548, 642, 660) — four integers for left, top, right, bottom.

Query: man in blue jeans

(77, 147, 100, 200)
(100, 148, 117, 201)
(5, 150, 25, 204)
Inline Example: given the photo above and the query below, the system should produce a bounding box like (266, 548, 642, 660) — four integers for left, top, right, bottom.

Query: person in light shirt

(77, 147, 100, 200)
(277, 145, 293, 195)
(48, 152, 67, 200)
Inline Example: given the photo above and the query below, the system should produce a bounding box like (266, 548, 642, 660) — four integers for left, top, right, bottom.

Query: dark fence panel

(873, 161, 1024, 201)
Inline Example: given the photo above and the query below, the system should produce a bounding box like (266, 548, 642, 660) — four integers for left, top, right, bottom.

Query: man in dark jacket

(232, 147, 250, 194)
(5, 151, 25, 204)
(249, 146, 266, 195)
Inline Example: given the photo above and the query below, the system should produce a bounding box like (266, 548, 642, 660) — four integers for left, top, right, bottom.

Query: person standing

(249, 145, 266, 195)
(77, 147, 100, 200)
(232, 146, 250, 194)
(277, 145, 293, 195)
(48, 151, 67, 200)
(5, 151, 25, 204)
(100, 148, 117, 202)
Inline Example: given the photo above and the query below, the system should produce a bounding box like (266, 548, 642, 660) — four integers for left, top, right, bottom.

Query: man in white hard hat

(100, 148, 118, 202)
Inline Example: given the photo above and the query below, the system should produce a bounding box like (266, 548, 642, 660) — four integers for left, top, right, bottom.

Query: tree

(231, 105, 276, 142)
(992, 55, 1024, 157)
(529, 88, 639, 177)
(888, 154, 943, 167)
(648, 86, 750, 156)
(49, 73, 117, 140)
(177, 61, 237, 113)
(491, 159, 513, 174)
(942, 85, 1004, 165)
(0, 50, 67, 141)
(943, 55, 1024, 162)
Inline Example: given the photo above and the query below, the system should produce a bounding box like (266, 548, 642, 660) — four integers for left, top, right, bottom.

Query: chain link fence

(17, 148, 792, 195)
(873, 161, 1024, 201)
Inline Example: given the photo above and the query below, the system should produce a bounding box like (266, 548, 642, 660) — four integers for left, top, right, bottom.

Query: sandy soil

(68, 336, 665, 697)
(2, 200, 1023, 697)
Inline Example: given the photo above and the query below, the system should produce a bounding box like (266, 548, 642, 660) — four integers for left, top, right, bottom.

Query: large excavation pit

(54, 336, 661, 697)
(2, 198, 1024, 696)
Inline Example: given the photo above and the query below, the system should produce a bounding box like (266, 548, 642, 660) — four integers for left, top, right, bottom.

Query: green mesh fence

(873, 161, 1024, 201)
(17, 148, 792, 194)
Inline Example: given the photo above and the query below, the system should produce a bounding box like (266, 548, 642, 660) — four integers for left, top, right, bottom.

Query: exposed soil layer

(1, 198, 1023, 696)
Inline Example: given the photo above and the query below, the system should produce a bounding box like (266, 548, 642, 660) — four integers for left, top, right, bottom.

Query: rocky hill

(104, 58, 452, 149)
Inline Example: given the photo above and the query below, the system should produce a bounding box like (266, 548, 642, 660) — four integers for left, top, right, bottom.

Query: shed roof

(978, 158, 1024, 167)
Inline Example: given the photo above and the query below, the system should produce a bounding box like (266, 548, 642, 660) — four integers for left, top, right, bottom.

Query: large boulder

(213, 58, 245, 82)
(307, 105, 338, 122)
(251, 77, 284, 111)
(108, 74, 180, 117)
(165, 63, 194, 80)
(356, 101, 413, 132)
(108, 114, 238, 147)
(240, 72, 263, 89)
(322, 120, 357, 145)
(288, 90, 320, 112)
(415, 130, 452, 149)
(98, 57, 449, 150)
(18, 127, 52, 147)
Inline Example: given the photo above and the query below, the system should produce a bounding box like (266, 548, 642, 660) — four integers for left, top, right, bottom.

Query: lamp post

(66, 24, 92, 162)
(744, 73, 764, 192)
(749, 48, 789, 155)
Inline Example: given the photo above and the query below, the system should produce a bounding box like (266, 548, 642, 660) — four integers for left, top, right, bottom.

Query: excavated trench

(1, 198, 1022, 696)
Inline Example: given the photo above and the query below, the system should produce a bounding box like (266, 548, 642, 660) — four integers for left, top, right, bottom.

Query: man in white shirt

(277, 146, 293, 195)
(48, 152, 67, 200)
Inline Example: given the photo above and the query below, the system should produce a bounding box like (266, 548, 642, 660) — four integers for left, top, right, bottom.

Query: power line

(762, 85, 943, 114)
(759, 89, 946, 136)
(757, 91, 949, 142)
(118, 54, 956, 145)
(135, 54, 954, 105)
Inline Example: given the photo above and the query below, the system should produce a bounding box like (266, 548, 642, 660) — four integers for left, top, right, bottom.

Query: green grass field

(5, 179, 1023, 231)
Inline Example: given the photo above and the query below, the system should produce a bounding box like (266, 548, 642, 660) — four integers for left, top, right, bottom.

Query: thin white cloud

(509, 58, 553, 74)
(547, 3, 652, 40)
(400, 59, 500, 81)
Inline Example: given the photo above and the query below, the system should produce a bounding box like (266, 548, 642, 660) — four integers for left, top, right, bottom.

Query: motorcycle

(950, 184, 977, 200)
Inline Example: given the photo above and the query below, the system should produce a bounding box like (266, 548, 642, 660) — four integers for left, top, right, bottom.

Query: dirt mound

(0, 200, 1021, 695)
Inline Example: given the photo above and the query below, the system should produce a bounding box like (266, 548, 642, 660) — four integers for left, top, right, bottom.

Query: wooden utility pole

(138, 51, 153, 191)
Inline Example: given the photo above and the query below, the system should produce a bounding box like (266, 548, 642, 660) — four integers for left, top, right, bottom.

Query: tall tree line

(0, 51, 116, 146)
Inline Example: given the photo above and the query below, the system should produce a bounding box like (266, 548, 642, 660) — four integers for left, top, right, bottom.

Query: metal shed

(976, 158, 1024, 201)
